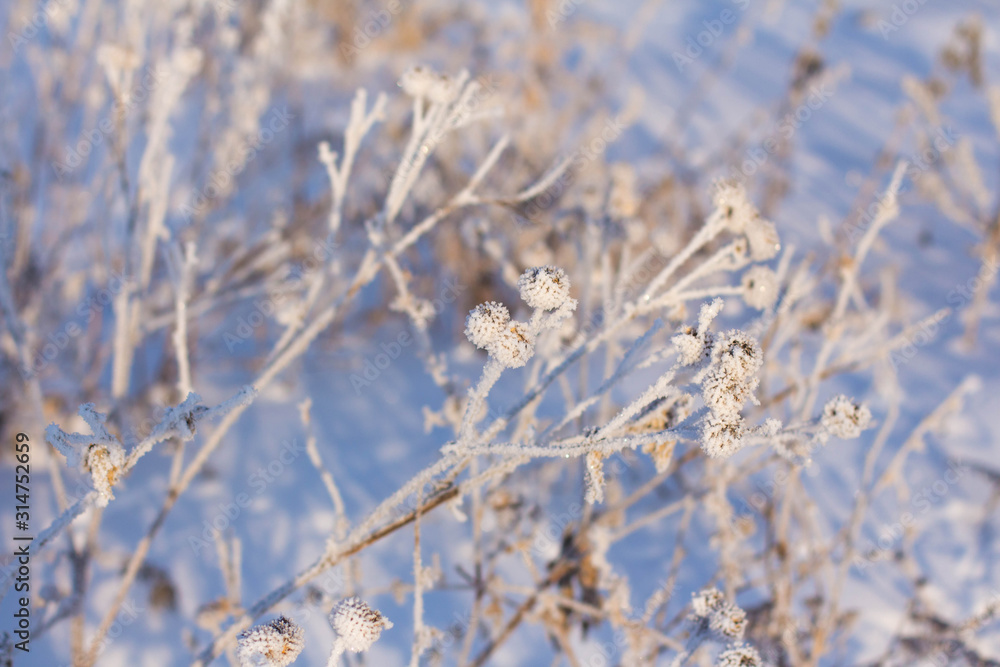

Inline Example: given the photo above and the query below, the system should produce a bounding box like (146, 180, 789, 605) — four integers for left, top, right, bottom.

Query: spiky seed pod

(690, 587, 726, 618)
(465, 301, 510, 350)
(716, 644, 763, 667)
(518, 265, 572, 311)
(330, 597, 392, 653)
(490, 321, 535, 368)
(709, 602, 747, 640)
(702, 330, 763, 419)
(236, 615, 305, 667)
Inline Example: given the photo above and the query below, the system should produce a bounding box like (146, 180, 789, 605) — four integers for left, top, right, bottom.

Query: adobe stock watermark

(338, 0, 414, 62)
(349, 275, 466, 394)
(886, 251, 996, 371)
(877, 0, 932, 39)
(672, 0, 751, 72)
(726, 82, 834, 185)
(53, 66, 172, 179)
(180, 106, 294, 221)
(844, 125, 958, 243)
(221, 232, 339, 351)
(7, 0, 73, 53)
(546, 0, 586, 30)
(18, 269, 134, 380)
(187, 438, 307, 555)
(515, 115, 626, 225)
(852, 459, 968, 571)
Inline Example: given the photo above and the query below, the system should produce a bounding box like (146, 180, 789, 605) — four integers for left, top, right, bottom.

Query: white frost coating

(741, 266, 779, 311)
(821, 394, 873, 439)
(236, 615, 304, 667)
(518, 265, 572, 311)
(464, 301, 510, 350)
(712, 181, 780, 261)
(716, 644, 763, 667)
(327, 596, 392, 664)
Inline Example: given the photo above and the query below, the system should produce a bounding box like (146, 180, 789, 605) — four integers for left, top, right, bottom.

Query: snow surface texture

(0, 0, 999, 665)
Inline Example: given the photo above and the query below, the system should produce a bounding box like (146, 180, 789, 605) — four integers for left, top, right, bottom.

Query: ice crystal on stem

(46, 403, 125, 507)
(236, 615, 304, 667)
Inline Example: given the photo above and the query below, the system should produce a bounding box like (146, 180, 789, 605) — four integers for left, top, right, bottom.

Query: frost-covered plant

(236, 616, 304, 667)
(716, 644, 763, 667)
(5, 3, 1000, 667)
(820, 394, 873, 440)
(326, 596, 392, 662)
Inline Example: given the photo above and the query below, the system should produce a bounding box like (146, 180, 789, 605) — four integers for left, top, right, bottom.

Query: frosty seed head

(691, 587, 726, 618)
(712, 181, 758, 234)
(703, 330, 763, 418)
(236, 615, 305, 667)
(821, 395, 872, 439)
(673, 327, 709, 366)
(84, 443, 126, 508)
(398, 66, 456, 104)
(491, 320, 535, 368)
(716, 644, 763, 667)
(398, 65, 437, 98)
(330, 596, 392, 653)
(711, 181, 780, 260)
(741, 266, 779, 311)
(746, 217, 781, 261)
(518, 265, 572, 311)
(701, 415, 747, 459)
(465, 301, 510, 350)
(709, 602, 748, 640)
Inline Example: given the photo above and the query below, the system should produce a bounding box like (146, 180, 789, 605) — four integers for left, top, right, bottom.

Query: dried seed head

(746, 217, 781, 261)
(465, 301, 510, 350)
(691, 587, 726, 618)
(713, 182, 758, 233)
(701, 415, 747, 459)
(399, 65, 440, 98)
(741, 266, 779, 310)
(236, 615, 305, 667)
(711, 181, 780, 260)
(330, 597, 392, 653)
(673, 327, 710, 366)
(821, 395, 872, 439)
(716, 644, 763, 667)
(84, 442, 125, 508)
(490, 321, 535, 368)
(703, 330, 763, 419)
(518, 265, 572, 311)
(709, 602, 748, 640)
